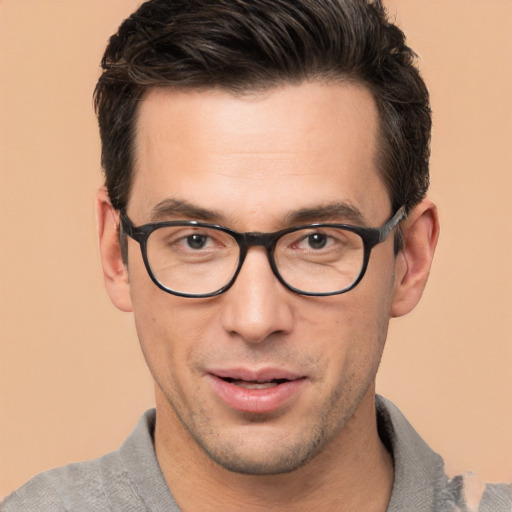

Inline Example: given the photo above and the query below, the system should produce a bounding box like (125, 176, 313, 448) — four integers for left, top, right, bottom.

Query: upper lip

(208, 367, 305, 382)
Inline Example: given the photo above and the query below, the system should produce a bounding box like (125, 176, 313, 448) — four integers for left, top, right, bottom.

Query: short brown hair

(94, 0, 431, 215)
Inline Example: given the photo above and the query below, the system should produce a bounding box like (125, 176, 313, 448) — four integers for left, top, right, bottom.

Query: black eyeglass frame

(120, 206, 406, 298)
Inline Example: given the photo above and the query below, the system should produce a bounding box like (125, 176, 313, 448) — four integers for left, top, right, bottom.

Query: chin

(191, 422, 331, 476)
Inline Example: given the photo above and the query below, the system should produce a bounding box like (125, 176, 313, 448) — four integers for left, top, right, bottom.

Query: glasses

(120, 206, 406, 298)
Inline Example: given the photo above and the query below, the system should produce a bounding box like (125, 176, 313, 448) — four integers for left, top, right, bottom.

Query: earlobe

(391, 199, 439, 318)
(95, 187, 133, 312)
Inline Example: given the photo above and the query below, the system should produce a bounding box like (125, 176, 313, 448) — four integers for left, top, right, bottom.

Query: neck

(154, 386, 394, 512)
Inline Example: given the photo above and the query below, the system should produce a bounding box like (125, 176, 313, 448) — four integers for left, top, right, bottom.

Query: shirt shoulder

(1, 451, 144, 512)
(479, 482, 512, 512)
(1, 409, 178, 512)
(377, 396, 512, 512)
(443, 471, 512, 512)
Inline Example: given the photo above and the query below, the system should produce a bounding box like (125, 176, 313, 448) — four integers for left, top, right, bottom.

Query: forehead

(130, 82, 390, 227)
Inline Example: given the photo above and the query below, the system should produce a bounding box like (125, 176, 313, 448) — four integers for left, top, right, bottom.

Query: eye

(185, 234, 210, 250)
(284, 227, 353, 256)
(293, 231, 335, 251)
(154, 227, 221, 254)
(306, 233, 328, 250)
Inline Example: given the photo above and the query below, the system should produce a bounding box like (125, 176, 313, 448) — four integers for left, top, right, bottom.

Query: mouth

(207, 369, 307, 413)
(219, 377, 291, 389)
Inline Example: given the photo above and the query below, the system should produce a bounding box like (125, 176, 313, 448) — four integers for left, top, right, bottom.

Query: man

(2, 0, 511, 511)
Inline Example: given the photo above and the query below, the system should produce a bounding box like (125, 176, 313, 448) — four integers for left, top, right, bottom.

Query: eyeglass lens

(145, 224, 365, 296)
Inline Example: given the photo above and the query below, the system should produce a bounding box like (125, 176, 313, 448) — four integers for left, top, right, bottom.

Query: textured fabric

(376, 398, 512, 512)
(1, 412, 179, 512)
(2, 396, 511, 511)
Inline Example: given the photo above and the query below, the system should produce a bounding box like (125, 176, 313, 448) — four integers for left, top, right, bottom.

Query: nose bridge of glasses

(235, 231, 279, 277)
(232, 231, 284, 293)
(239, 231, 277, 251)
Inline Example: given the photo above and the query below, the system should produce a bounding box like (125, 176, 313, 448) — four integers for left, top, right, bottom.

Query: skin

(97, 81, 439, 511)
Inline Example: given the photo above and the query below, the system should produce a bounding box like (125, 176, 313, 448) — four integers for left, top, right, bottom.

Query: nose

(219, 247, 294, 344)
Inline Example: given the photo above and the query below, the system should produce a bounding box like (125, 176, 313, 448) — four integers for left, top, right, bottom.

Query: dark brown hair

(94, 0, 431, 215)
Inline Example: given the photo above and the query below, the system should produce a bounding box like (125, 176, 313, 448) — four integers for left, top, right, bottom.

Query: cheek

(303, 271, 394, 377)
(129, 268, 218, 383)
(128, 261, 184, 379)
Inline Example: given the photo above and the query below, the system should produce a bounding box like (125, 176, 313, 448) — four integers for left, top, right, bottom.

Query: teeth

(231, 379, 280, 389)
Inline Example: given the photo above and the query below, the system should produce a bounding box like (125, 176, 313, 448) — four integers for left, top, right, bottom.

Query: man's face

(124, 82, 399, 474)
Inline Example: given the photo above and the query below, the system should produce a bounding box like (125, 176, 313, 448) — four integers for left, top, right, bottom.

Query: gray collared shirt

(2, 396, 511, 511)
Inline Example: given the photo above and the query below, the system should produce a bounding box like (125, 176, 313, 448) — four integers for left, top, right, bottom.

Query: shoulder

(376, 396, 512, 512)
(1, 450, 141, 512)
(479, 482, 512, 512)
(443, 471, 512, 512)
(1, 409, 175, 512)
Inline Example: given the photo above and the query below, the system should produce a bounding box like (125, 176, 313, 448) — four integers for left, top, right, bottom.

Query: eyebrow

(150, 199, 226, 223)
(285, 202, 366, 226)
(149, 198, 366, 227)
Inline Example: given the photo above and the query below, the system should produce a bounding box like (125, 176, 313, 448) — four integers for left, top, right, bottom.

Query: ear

(95, 187, 133, 312)
(391, 198, 439, 318)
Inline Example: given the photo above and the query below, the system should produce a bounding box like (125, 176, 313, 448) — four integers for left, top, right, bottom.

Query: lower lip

(207, 375, 307, 414)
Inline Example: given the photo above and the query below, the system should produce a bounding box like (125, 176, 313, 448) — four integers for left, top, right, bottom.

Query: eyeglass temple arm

(377, 205, 407, 243)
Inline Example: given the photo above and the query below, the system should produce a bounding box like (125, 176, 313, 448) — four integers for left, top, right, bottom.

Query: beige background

(1, 0, 511, 498)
